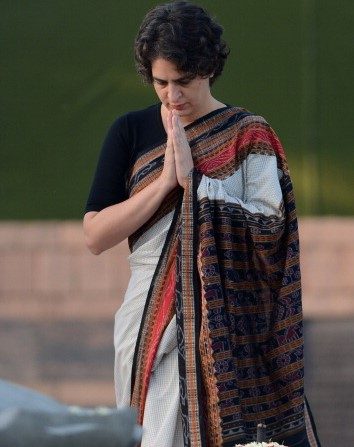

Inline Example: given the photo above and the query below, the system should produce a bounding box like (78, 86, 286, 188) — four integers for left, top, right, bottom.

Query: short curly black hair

(134, 1, 230, 86)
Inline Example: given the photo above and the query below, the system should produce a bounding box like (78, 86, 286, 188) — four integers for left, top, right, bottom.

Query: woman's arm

(83, 114, 177, 255)
(84, 177, 172, 255)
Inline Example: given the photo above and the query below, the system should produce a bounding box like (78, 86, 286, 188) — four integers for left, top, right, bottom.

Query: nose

(168, 83, 182, 103)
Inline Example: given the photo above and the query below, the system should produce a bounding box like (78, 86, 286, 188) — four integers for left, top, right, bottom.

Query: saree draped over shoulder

(114, 107, 320, 447)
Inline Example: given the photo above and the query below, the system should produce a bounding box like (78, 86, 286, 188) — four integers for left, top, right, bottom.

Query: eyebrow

(152, 74, 193, 83)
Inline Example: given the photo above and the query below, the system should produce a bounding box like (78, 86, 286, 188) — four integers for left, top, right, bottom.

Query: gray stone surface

(0, 380, 142, 447)
(0, 379, 65, 413)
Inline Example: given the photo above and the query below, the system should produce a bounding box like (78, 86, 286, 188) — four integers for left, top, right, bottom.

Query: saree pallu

(121, 107, 320, 446)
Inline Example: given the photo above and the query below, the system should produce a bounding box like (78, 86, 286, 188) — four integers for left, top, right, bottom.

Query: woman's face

(151, 58, 212, 124)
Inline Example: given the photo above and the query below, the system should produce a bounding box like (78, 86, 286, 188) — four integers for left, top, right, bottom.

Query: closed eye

(176, 79, 191, 86)
(153, 78, 192, 87)
(153, 79, 168, 87)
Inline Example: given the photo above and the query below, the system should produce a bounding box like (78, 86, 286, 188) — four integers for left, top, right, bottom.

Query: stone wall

(0, 218, 353, 445)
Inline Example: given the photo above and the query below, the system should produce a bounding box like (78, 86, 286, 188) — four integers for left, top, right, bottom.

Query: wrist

(155, 175, 176, 196)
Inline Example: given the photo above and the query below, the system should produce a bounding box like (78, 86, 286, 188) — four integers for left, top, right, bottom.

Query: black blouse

(85, 103, 166, 213)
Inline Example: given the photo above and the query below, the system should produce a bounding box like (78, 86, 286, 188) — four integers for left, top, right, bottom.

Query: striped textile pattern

(129, 107, 320, 447)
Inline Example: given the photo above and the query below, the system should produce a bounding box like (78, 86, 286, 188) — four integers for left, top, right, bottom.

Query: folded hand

(169, 110, 194, 188)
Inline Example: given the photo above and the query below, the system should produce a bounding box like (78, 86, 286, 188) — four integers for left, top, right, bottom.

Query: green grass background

(1, 0, 353, 219)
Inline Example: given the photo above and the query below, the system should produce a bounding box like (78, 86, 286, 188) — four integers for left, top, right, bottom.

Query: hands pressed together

(160, 110, 194, 191)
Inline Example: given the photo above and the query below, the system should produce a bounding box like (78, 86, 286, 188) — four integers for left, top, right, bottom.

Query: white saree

(113, 107, 320, 447)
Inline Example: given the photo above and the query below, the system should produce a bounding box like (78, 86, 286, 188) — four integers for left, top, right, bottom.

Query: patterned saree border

(193, 166, 308, 445)
(130, 191, 183, 422)
(128, 106, 320, 446)
(175, 169, 208, 447)
(127, 107, 257, 248)
(129, 119, 287, 250)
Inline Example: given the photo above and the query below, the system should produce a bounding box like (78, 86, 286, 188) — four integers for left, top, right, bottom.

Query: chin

(175, 107, 192, 116)
(167, 103, 189, 113)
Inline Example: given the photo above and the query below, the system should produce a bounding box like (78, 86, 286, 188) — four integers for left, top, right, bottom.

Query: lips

(171, 104, 185, 111)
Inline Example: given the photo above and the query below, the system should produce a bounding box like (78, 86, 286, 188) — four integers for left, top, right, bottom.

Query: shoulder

(109, 103, 159, 132)
(125, 103, 160, 123)
(107, 103, 162, 150)
(230, 107, 285, 158)
(229, 106, 270, 129)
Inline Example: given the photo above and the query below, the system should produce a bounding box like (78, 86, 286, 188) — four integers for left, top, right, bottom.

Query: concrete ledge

(0, 218, 353, 319)
(299, 217, 354, 317)
(25, 380, 116, 407)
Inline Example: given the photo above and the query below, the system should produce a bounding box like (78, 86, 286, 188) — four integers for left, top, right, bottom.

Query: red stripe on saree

(138, 259, 176, 422)
(128, 107, 320, 447)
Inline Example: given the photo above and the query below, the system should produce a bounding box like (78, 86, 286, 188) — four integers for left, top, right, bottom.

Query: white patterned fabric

(114, 153, 283, 446)
(197, 154, 283, 217)
(114, 211, 184, 446)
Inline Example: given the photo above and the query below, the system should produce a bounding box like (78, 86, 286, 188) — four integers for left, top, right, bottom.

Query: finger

(172, 113, 184, 144)
(172, 118, 189, 154)
(174, 112, 187, 139)
(173, 110, 182, 125)
(167, 110, 173, 134)
(166, 116, 175, 155)
(166, 112, 174, 147)
(172, 110, 181, 131)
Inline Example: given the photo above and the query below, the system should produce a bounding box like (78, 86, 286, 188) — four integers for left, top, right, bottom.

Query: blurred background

(0, 0, 353, 445)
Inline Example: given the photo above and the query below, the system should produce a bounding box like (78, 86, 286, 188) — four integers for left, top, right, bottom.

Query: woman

(84, 2, 320, 446)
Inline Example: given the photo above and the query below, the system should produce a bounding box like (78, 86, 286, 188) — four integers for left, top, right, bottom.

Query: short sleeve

(84, 115, 131, 213)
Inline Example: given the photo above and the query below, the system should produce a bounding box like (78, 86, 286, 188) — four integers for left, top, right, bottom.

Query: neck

(186, 97, 226, 124)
